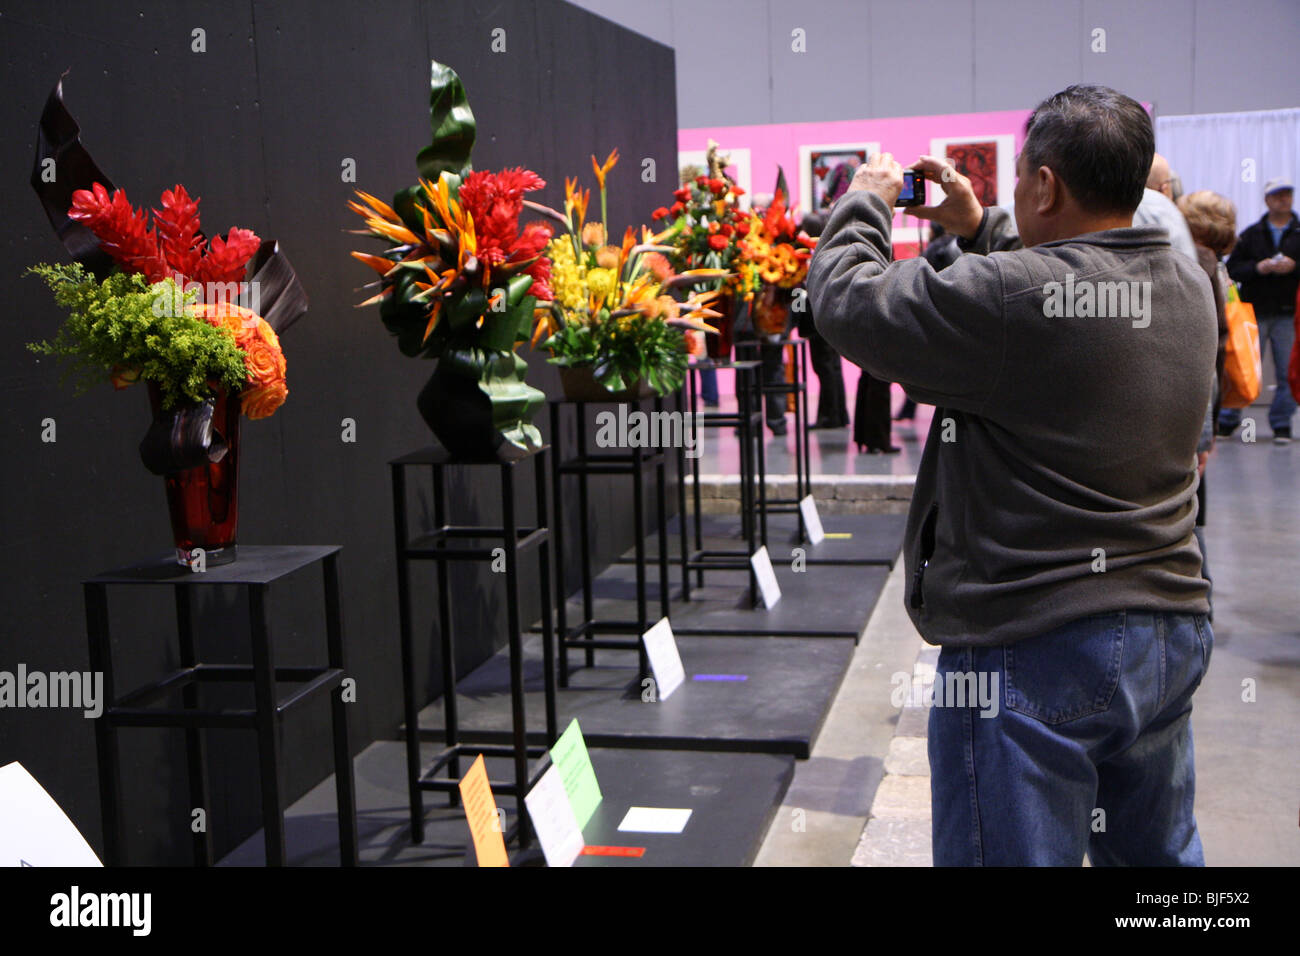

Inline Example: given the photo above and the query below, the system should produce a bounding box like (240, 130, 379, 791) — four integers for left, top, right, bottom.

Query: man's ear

(1034, 165, 1064, 218)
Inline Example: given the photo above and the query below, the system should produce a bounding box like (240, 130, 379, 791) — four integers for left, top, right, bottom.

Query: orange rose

(243, 336, 284, 386)
(194, 301, 260, 338)
(191, 302, 287, 417)
(241, 379, 288, 420)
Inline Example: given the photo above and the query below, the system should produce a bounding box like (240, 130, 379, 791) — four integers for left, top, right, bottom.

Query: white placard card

(0, 762, 102, 867)
(642, 617, 685, 701)
(799, 494, 825, 545)
(617, 806, 693, 834)
(750, 546, 782, 609)
(523, 763, 585, 868)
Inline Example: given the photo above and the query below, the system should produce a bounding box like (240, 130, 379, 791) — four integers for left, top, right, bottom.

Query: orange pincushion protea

(192, 301, 288, 420)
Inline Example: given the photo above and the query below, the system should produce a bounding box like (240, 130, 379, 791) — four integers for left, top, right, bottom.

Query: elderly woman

(1177, 189, 1236, 614)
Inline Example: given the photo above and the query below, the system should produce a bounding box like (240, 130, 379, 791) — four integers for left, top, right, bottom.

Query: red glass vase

(148, 384, 241, 567)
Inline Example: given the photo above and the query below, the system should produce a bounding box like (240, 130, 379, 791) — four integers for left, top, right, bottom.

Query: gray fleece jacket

(809, 191, 1215, 646)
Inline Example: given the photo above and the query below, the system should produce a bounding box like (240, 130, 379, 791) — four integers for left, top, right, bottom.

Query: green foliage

(544, 312, 688, 396)
(416, 61, 476, 182)
(27, 262, 248, 410)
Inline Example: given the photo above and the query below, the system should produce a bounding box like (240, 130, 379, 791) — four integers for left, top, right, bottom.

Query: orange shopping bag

(1221, 298, 1261, 409)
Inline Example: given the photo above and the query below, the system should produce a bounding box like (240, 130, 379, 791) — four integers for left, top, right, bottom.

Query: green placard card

(549, 719, 602, 830)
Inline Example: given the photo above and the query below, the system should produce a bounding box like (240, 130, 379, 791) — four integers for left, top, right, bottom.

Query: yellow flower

(546, 238, 586, 312)
(581, 222, 606, 247)
(586, 267, 615, 301)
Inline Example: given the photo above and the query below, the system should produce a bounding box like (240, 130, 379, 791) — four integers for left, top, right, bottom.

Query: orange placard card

(458, 754, 509, 867)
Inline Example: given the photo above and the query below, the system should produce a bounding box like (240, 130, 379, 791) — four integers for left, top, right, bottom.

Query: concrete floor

(754, 424, 1300, 867)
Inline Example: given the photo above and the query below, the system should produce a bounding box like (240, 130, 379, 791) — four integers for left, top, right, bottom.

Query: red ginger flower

(153, 185, 204, 280)
(456, 167, 553, 300)
(197, 227, 261, 285)
(68, 183, 167, 281)
(67, 182, 260, 285)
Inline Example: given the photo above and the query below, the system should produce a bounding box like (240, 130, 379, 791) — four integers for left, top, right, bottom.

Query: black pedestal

(736, 336, 812, 541)
(390, 445, 557, 850)
(685, 358, 768, 605)
(549, 397, 672, 684)
(83, 545, 358, 867)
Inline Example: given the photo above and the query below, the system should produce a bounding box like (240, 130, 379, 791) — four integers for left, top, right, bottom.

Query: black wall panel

(0, 0, 677, 863)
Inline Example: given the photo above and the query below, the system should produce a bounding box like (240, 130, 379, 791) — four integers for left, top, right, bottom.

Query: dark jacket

(1226, 211, 1300, 316)
(809, 192, 1215, 647)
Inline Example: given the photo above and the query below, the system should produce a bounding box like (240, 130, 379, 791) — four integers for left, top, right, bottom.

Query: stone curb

(850, 640, 937, 867)
(692, 473, 915, 515)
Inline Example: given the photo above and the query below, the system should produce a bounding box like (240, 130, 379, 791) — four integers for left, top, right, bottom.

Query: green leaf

(415, 61, 476, 181)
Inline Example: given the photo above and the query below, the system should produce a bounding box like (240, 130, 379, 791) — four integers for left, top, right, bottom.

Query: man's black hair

(1022, 84, 1153, 216)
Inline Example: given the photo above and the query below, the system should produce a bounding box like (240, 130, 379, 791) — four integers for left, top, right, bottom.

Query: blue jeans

(928, 610, 1212, 866)
(1217, 313, 1297, 433)
(699, 366, 719, 405)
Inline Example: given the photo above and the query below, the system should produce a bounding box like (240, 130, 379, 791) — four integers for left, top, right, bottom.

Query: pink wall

(680, 107, 1032, 231)
(682, 109, 1032, 416)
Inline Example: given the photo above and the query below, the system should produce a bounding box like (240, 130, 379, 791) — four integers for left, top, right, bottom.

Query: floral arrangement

(348, 61, 551, 362)
(651, 140, 750, 299)
(347, 60, 553, 458)
(529, 149, 724, 395)
(348, 168, 553, 357)
(739, 186, 817, 290)
(29, 182, 288, 418)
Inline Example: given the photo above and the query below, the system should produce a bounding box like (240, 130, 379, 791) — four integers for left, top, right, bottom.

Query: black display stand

(736, 336, 812, 541)
(549, 397, 670, 684)
(83, 545, 358, 867)
(685, 358, 768, 606)
(390, 445, 556, 849)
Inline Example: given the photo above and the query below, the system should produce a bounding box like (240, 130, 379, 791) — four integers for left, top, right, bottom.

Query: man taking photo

(809, 85, 1217, 866)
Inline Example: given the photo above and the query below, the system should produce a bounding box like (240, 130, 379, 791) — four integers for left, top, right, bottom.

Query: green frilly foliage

(544, 312, 688, 396)
(27, 262, 248, 410)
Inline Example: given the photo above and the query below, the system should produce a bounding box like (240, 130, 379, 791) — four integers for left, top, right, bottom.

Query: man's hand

(848, 152, 904, 207)
(1274, 255, 1296, 275)
(1257, 257, 1276, 275)
(908, 154, 985, 240)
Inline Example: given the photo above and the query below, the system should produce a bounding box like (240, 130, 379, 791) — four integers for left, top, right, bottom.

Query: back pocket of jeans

(1003, 612, 1125, 724)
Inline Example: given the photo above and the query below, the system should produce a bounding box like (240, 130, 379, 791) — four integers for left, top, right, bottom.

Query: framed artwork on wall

(678, 147, 752, 210)
(928, 134, 1016, 207)
(798, 142, 879, 213)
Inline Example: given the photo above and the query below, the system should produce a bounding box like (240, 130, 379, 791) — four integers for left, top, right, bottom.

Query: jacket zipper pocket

(909, 502, 939, 610)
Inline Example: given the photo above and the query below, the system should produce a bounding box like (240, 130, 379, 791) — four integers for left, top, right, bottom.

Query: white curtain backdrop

(1157, 109, 1300, 236)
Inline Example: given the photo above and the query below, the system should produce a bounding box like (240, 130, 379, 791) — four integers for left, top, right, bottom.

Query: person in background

(793, 210, 849, 429)
(853, 367, 899, 454)
(1178, 190, 1235, 615)
(1134, 152, 1197, 260)
(1220, 178, 1300, 444)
